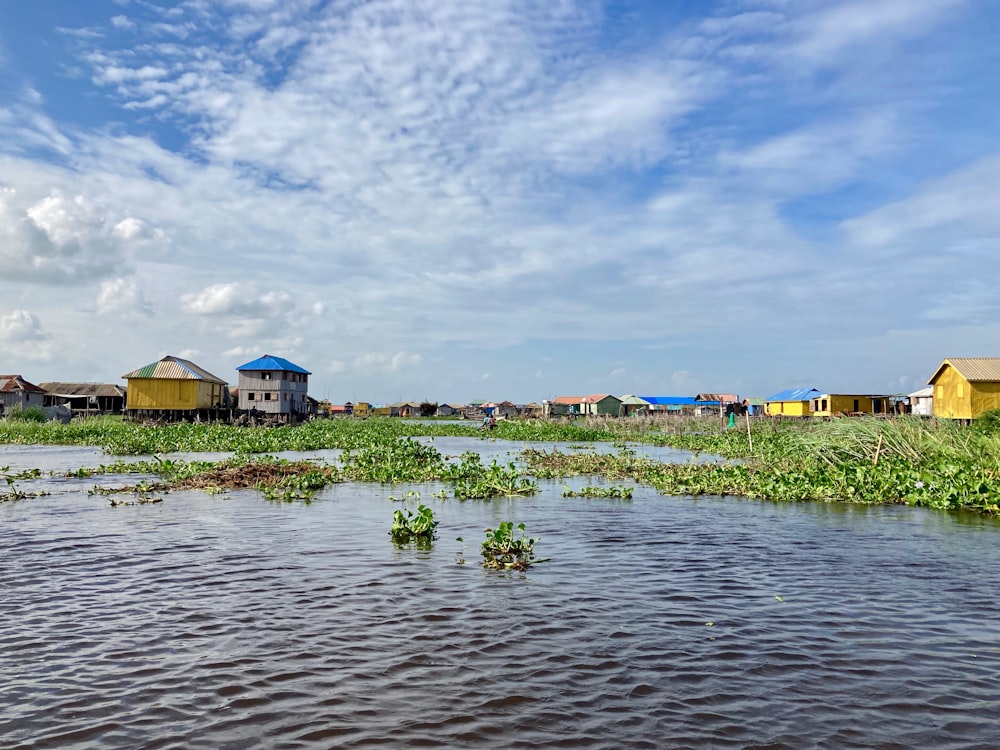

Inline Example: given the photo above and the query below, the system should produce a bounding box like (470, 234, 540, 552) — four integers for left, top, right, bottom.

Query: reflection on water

(2, 445, 1000, 749)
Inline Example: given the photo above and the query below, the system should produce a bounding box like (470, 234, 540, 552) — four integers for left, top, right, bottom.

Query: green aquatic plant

(561, 484, 633, 499)
(6, 406, 48, 423)
(480, 521, 539, 571)
(452, 460, 538, 499)
(1, 465, 49, 502)
(390, 504, 439, 545)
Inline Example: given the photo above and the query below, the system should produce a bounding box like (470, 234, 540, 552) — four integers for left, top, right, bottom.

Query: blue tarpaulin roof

(236, 354, 311, 374)
(638, 396, 697, 406)
(765, 388, 821, 402)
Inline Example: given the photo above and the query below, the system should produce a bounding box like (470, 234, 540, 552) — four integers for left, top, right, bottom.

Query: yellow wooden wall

(971, 382, 1000, 417)
(126, 379, 223, 410)
(765, 400, 810, 417)
(932, 365, 970, 419)
(811, 395, 891, 417)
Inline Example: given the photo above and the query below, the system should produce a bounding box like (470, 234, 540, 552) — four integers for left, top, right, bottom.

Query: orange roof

(552, 395, 584, 405)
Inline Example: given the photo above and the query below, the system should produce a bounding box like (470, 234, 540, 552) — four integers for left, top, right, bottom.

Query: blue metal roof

(236, 354, 311, 374)
(638, 396, 697, 406)
(765, 388, 821, 402)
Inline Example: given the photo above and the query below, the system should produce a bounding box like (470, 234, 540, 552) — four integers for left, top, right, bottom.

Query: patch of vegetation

(450, 458, 538, 499)
(5, 406, 48, 423)
(390, 504, 439, 548)
(562, 484, 633, 499)
(1, 465, 48, 502)
(480, 521, 540, 571)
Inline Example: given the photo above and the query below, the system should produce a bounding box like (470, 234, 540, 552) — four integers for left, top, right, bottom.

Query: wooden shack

(122, 355, 228, 422)
(928, 358, 1000, 420)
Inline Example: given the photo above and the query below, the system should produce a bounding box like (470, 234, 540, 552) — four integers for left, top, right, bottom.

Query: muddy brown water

(2, 444, 1000, 749)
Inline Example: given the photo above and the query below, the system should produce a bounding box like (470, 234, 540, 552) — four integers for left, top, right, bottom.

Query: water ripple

(2, 447, 1000, 748)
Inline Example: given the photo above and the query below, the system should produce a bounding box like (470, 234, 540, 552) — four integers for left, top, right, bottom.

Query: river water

(2, 444, 999, 749)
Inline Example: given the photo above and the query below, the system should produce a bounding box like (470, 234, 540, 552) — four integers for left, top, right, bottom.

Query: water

(3, 445, 1000, 749)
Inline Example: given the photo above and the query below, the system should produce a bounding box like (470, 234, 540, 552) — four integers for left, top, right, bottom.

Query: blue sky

(1, 0, 997, 403)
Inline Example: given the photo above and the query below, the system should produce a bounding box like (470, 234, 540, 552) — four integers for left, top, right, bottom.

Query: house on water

(0, 375, 52, 416)
(544, 396, 584, 417)
(40, 382, 126, 416)
(908, 386, 934, 416)
(236, 355, 312, 421)
(638, 396, 697, 415)
(927, 357, 1000, 420)
(809, 393, 891, 417)
(764, 388, 821, 417)
(122, 356, 229, 421)
(581, 394, 622, 417)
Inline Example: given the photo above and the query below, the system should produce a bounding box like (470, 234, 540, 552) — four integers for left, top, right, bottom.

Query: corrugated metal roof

(122, 356, 226, 384)
(236, 354, 310, 374)
(765, 388, 821, 402)
(696, 393, 738, 403)
(39, 382, 125, 398)
(0, 375, 47, 394)
(908, 386, 933, 398)
(638, 396, 697, 406)
(619, 395, 650, 405)
(928, 358, 1000, 384)
(551, 395, 584, 405)
(583, 393, 620, 403)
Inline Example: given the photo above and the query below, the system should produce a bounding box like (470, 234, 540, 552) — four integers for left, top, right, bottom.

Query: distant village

(2, 354, 1000, 423)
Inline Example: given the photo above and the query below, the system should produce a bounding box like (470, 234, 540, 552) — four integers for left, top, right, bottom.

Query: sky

(1, 0, 998, 404)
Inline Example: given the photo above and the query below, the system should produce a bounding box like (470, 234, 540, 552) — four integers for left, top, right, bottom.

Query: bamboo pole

(745, 410, 753, 452)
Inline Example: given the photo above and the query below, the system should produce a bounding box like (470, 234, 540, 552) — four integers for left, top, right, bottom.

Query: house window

(264, 393, 272, 401)
(262, 372, 272, 380)
(822, 399, 828, 411)
(853, 399, 859, 412)
(247, 392, 255, 401)
(284, 393, 288, 400)
(936, 385, 943, 398)
(957, 383, 964, 398)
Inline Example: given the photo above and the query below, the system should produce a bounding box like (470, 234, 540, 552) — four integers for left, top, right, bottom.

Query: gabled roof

(236, 354, 310, 374)
(909, 386, 933, 398)
(696, 393, 738, 403)
(0, 375, 47, 394)
(928, 358, 1000, 384)
(638, 396, 696, 406)
(122, 356, 226, 384)
(551, 395, 584, 405)
(39, 382, 125, 398)
(583, 393, 621, 403)
(619, 395, 650, 406)
(765, 388, 821, 402)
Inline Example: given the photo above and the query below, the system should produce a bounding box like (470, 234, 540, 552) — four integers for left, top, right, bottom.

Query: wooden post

(745, 409, 753, 452)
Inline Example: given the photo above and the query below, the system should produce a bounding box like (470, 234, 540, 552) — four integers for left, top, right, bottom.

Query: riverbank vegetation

(2, 414, 999, 512)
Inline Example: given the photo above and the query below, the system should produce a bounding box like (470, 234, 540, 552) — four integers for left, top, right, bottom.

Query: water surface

(2, 445, 999, 749)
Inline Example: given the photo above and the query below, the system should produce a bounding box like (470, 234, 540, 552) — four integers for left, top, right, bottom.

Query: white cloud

(352, 351, 423, 372)
(223, 346, 257, 358)
(0, 309, 48, 342)
(788, 0, 965, 66)
(0, 189, 127, 283)
(181, 283, 290, 317)
(96, 277, 153, 316)
(111, 15, 135, 30)
(0, 309, 54, 362)
(843, 154, 1000, 247)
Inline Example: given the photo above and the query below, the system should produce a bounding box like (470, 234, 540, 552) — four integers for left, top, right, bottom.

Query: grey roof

(39, 382, 125, 398)
(929, 358, 1000, 384)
